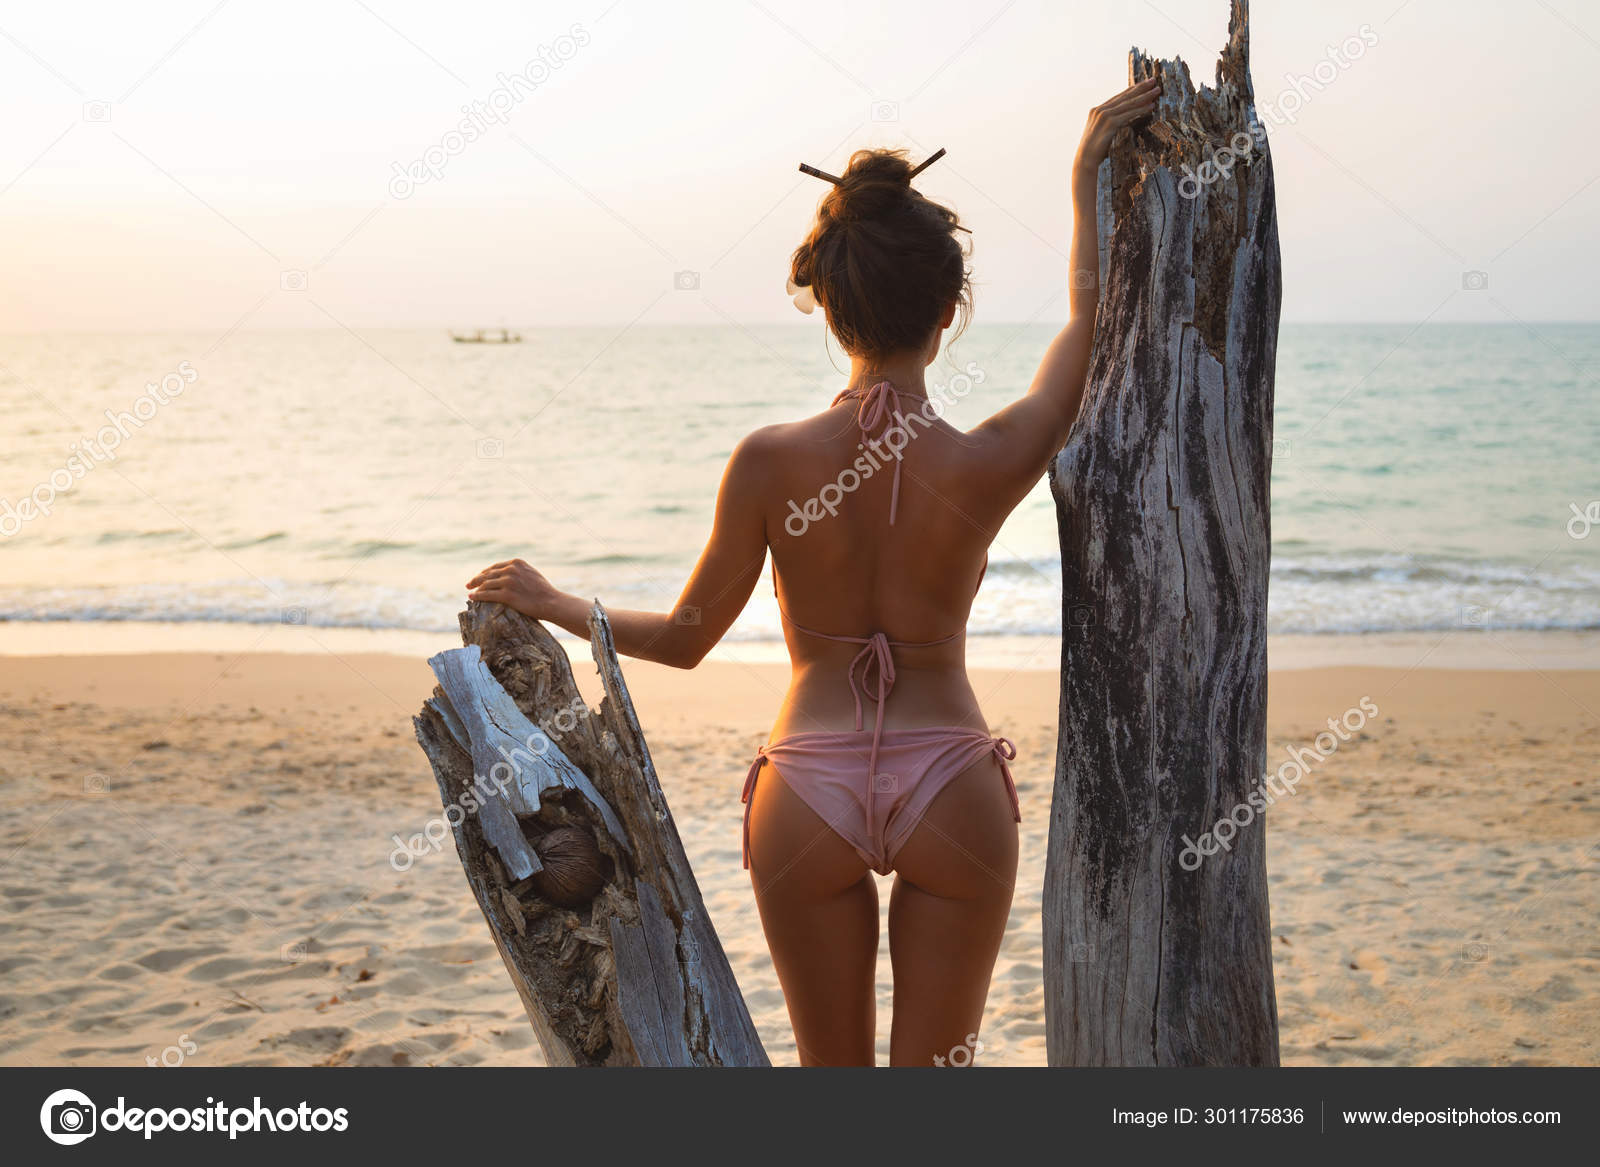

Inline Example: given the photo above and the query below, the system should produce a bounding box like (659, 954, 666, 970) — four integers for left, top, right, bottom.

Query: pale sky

(2, 0, 1596, 331)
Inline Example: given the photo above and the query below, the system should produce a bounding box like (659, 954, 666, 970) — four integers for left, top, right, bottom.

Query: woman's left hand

(1074, 77, 1162, 174)
(466, 558, 561, 620)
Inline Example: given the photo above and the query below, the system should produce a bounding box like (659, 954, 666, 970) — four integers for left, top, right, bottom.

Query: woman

(468, 78, 1162, 1066)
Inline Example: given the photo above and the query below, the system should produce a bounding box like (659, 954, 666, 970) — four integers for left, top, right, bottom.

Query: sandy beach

(1, 641, 1596, 1067)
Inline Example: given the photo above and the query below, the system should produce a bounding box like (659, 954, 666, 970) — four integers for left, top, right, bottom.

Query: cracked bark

(413, 601, 768, 1066)
(1043, 0, 1282, 1066)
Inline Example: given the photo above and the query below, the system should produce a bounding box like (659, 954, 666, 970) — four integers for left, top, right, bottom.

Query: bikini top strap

(773, 569, 966, 650)
(833, 379, 906, 524)
(781, 607, 962, 650)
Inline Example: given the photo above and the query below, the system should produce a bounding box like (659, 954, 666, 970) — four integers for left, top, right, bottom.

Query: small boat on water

(450, 329, 522, 344)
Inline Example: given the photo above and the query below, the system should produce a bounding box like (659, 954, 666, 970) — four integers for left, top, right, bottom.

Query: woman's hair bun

(823, 149, 914, 223)
(791, 148, 971, 358)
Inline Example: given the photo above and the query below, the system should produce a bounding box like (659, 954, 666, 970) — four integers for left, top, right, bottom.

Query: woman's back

(758, 382, 1001, 738)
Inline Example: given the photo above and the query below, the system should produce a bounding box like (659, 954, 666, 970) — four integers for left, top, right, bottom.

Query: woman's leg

(886, 757, 1019, 1067)
(745, 763, 879, 1066)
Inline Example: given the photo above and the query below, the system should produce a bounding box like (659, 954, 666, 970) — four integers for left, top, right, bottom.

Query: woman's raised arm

(969, 77, 1161, 506)
(467, 431, 772, 668)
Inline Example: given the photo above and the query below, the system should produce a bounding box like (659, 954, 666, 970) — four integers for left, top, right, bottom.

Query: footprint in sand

(188, 956, 266, 981)
(257, 1026, 351, 1055)
(135, 946, 229, 973)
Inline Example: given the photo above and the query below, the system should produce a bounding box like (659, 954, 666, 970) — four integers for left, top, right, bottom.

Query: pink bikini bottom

(742, 727, 1021, 876)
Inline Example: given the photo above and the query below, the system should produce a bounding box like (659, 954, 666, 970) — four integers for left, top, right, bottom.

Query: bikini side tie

(741, 747, 768, 868)
(990, 736, 1022, 822)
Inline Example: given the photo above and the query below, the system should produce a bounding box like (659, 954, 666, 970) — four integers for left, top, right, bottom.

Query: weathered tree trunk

(1044, 0, 1281, 1065)
(412, 601, 768, 1066)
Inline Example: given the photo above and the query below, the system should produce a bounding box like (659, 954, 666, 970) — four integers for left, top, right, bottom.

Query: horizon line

(5, 319, 1599, 337)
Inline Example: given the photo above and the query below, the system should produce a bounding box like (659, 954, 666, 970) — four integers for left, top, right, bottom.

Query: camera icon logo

(1461, 941, 1490, 963)
(873, 772, 898, 794)
(673, 605, 702, 626)
(1068, 602, 1097, 628)
(1070, 268, 1096, 291)
(280, 940, 309, 963)
(82, 101, 112, 123)
(83, 773, 111, 795)
(476, 437, 504, 460)
(674, 270, 700, 291)
(871, 100, 899, 122)
(281, 606, 308, 626)
(1459, 605, 1487, 628)
(1461, 270, 1489, 291)
(40, 1088, 97, 1145)
(1271, 436, 1291, 460)
(280, 269, 308, 292)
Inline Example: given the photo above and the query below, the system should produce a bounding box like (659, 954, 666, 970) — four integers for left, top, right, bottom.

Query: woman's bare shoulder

(741, 406, 856, 452)
(724, 416, 831, 483)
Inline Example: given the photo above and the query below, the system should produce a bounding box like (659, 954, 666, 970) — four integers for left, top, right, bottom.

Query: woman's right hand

(466, 558, 563, 621)
(1074, 77, 1162, 174)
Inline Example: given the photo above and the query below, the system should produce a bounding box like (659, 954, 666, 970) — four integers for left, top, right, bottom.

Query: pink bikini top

(774, 380, 986, 777)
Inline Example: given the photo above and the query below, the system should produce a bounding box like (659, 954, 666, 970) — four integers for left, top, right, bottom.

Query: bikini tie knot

(991, 735, 1022, 823)
(841, 379, 908, 524)
(849, 632, 897, 820)
(846, 631, 896, 733)
(854, 379, 901, 433)
(742, 747, 767, 803)
(740, 747, 769, 869)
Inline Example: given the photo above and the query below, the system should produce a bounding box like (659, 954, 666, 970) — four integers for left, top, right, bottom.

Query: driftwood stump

(1044, 0, 1282, 1065)
(412, 601, 767, 1066)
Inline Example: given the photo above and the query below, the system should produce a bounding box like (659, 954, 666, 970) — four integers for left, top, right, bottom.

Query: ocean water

(2, 323, 1597, 653)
